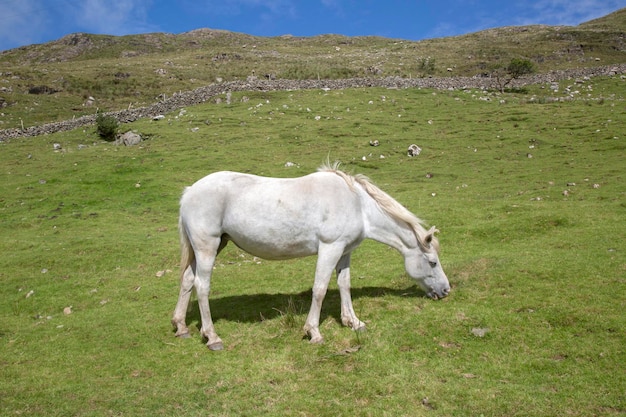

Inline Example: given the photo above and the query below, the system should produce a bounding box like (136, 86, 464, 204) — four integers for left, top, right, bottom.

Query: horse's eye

(429, 261, 437, 268)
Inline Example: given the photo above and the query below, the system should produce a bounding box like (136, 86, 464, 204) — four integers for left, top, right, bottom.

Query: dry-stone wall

(1, 64, 624, 141)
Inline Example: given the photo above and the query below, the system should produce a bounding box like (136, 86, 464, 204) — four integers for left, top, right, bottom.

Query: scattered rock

(369, 140, 379, 146)
(63, 306, 72, 315)
(336, 345, 361, 355)
(407, 144, 422, 156)
(421, 397, 434, 410)
(471, 327, 490, 337)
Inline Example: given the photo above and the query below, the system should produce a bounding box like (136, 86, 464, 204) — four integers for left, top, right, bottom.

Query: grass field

(1, 76, 624, 416)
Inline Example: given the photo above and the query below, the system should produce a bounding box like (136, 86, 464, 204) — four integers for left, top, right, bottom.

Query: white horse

(172, 163, 450, 350)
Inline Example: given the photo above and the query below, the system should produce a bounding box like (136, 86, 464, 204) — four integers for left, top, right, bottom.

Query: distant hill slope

(0, 8, 624, 130)
(2, 8, 624, 69)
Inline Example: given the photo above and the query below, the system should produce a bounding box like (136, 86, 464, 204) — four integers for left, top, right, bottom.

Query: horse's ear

(425, 226, 439, 247)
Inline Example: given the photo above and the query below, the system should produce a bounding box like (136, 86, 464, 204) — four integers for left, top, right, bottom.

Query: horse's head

(405, 226, 450, 300)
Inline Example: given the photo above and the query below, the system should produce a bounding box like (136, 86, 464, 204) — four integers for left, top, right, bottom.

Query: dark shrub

(28, 85, 58, 95)
(96, 114, 119, 141)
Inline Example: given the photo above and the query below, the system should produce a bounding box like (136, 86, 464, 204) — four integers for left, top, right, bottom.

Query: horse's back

(180, 171, 364, 259)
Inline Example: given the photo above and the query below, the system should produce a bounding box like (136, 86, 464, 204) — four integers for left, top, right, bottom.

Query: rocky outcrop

(1, 64, 624, 141)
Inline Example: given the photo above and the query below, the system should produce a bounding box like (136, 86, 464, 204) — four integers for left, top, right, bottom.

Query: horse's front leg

(304, 244, 343, 344)
(336, 253, 366, 332)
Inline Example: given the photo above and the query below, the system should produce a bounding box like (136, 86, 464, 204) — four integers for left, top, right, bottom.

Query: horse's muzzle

(428, 287, 450, 300)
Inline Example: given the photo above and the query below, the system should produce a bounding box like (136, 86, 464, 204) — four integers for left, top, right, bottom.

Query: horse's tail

(179, 194, 195, 279)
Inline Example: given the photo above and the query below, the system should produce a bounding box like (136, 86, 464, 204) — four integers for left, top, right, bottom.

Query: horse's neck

(361, 194, 418, 255)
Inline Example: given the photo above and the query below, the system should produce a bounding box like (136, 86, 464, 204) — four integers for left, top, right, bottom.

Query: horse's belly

(225, 229, 319, 260)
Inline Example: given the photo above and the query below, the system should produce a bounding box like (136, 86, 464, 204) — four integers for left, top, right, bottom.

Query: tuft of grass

(0, 76, 624, 416)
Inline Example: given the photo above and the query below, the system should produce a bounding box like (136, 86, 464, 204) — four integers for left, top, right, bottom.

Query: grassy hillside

(0, 71, 624, 415)
(0, 8, 624, 130)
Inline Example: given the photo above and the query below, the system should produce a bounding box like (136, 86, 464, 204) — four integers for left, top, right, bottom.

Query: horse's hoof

(176, 332, 191, 339)
(207, 341, 224, 351)
(355, 325, 367, 333)
(309, 336, 324, 345)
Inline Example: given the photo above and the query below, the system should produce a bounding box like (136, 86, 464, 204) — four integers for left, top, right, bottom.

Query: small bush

(507, 58, 534, 78)
(492, 58, 535, 92)
(416, 57, 436, 76)
(96, 114, 118, 141)
(28, 85, 58, 95)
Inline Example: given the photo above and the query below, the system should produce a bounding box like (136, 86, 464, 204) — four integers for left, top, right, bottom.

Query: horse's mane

(318, 162, 439, 252)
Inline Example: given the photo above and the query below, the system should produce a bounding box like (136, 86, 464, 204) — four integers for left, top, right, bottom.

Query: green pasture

(1, 77, 624, 416)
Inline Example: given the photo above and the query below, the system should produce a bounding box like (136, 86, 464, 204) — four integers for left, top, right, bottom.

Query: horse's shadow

(181, 285, 428, 335)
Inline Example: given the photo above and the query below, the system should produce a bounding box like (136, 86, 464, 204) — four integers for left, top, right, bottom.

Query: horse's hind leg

(195, 238, 224, 351)
(336, 253, 366, 332)
(172, 263, 196, 337)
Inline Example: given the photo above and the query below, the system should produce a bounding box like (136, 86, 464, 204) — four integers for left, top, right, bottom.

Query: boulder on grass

(117, 131, 142, 146)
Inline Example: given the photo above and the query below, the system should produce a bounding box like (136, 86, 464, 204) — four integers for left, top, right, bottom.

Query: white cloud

(0, 0, 160, 51)
(69, 0, 157, 35)
(320, 0, 343, 10)
(187, 0, 297, 17)
(519, 0, 625, 26)
(0, 0, 48, 50)
(425, 0, 625, 40)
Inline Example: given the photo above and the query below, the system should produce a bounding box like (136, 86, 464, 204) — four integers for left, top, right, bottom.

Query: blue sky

(1, 0, 625, 52)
